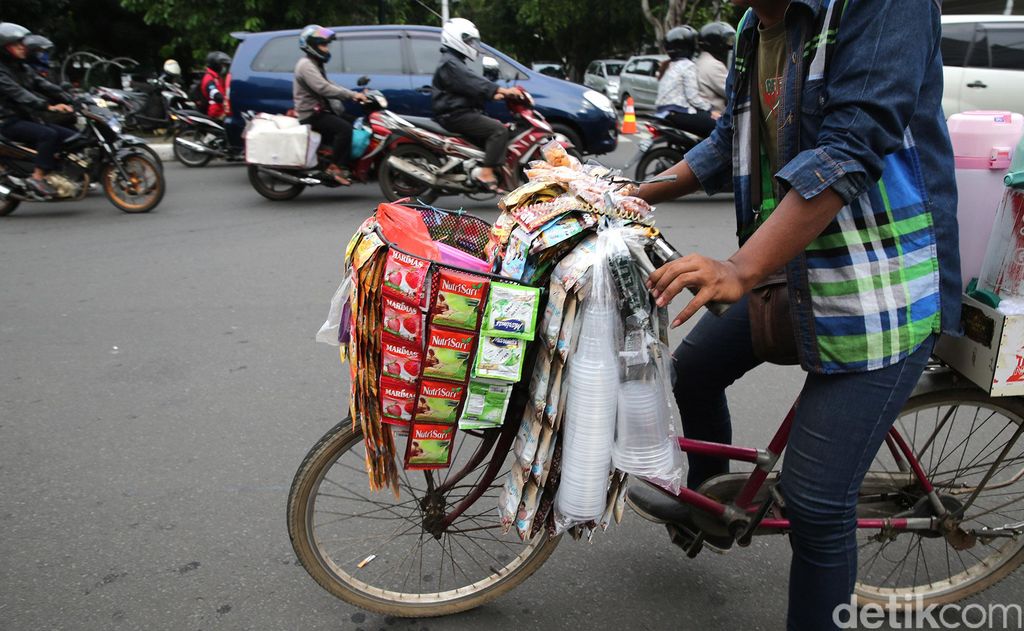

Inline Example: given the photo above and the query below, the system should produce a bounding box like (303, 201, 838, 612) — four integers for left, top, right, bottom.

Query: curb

(148, 144, 174, 161)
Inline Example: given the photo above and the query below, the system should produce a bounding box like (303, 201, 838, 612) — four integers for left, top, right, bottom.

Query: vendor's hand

(710, 110, 722, 121)
(646, 254, 748, 327)
(49, 103, 73, 113)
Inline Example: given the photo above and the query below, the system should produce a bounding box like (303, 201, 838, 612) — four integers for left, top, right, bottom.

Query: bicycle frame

(434, 397, 953, 539)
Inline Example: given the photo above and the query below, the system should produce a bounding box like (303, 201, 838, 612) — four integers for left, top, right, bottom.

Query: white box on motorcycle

(244, 114, 321, 169)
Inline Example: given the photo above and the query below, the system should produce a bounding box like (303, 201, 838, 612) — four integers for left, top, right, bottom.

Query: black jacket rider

(0, 56, 69, 124)
(430, 49, 507, 170)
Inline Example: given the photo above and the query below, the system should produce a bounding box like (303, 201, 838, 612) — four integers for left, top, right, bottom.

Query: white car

(583, 59, 626, 101)
(941, 15, 1024, 117)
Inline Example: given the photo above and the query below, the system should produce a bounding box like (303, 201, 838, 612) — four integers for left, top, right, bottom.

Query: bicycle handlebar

(649, 236, 731, 317)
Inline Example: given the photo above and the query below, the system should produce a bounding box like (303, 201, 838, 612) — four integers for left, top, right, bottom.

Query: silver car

(615, 54, 668, 111)
(583, 59, 626, 101)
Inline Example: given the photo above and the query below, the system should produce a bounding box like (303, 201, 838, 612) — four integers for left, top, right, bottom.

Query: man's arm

(0, 67, 48, 112)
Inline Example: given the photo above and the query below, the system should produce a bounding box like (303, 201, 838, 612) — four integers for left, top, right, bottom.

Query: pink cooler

(948, 111, 1024, 289)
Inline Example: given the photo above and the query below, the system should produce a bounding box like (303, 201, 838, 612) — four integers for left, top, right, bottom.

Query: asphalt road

(1, 141, 1020, 631)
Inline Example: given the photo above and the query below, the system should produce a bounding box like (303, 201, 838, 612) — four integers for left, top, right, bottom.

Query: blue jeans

(673, 299, 935, 631)
(1, 119, 76, 172)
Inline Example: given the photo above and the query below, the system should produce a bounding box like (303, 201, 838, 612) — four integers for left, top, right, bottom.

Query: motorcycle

(82, 92, 164, 170)
(0, 98, 166, 216)
(92, 77, 192, 134)
(247, 82, 392, 201)
(378, 89, 575, 204)
(628, 115, 705, 182)
(171, 107, 246, 168)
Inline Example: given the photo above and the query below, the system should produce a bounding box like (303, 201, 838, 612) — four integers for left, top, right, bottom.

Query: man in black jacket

(0, 23, 74, 198)
(432, 18, 519, 189)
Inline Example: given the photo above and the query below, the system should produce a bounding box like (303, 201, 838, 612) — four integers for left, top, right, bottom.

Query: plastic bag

(376, 203, 439, 261)
(316, 274, 352, 346)
(553, 229, 622, 526)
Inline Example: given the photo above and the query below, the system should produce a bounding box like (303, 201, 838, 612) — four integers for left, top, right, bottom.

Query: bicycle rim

(288, 421, 559, 617)
(855, 389, 1024, 606)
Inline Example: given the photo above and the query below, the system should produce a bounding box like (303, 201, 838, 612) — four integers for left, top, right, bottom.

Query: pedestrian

(629, 1, 959, 629)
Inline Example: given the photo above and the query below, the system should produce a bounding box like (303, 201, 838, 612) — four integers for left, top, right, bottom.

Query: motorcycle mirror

(357, 76, 371, 87)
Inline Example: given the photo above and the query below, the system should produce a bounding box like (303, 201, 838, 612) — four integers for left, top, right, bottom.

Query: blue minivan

(226, 25, 619, 155)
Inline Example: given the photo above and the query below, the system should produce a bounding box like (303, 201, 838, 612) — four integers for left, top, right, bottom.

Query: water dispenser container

(948, 111, 1024, 289)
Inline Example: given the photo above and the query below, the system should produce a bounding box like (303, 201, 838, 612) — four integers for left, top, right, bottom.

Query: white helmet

(441, 18, 480, 61)
(163, 59, 181, 76)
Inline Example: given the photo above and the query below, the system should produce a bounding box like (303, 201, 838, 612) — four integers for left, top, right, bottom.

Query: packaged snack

(382, 249, 430, 304)
(552, 235, 597, 292)
(350, 230, 386, 271)
(531, 425, 556, 483)
(473, 335, 527, 382)
(458, 381, 513, 428)
(544, 361, 564, 425)
(422, 327, 476, 382)
(530, 347, 553, 416)
(431, 269, 489, 330)
(381, 334, 423, 383)
(499, 227, 535, 281)
(513, 407, 544, 470)
(404, 422, 456, 469)
(516, 482, 542, 540)
(540, 282, 567, 352)
(530, 212, 598, 254)
(382, 295, 422, 343)
(499, 466, 526, 531)
(415, 379, 465, 424)
(380, 375, 417, 426)
(483, 282, 541, 340)
(556, 295, 578, 362)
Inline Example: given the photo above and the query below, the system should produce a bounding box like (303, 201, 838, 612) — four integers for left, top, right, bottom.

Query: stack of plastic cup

(555, 303, 620, 523)
(612, 379, 675, 476)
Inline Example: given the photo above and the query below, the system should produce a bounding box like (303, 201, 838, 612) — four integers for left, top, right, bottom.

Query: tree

(640, 0, 739, 49)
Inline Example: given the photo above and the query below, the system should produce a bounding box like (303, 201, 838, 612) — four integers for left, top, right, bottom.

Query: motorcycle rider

(655, 25, 718, 138)
(24, 34, 54, 79)
(200, 51, 231, 119)
(0, 23, 75, 198)
(695, 22, 735, 114)
(293, 24, 370, 187)
(431, 18, 520, 190)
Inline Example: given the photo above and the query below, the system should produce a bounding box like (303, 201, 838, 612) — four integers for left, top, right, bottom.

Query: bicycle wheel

(287, 418, 561, 617)
(854, 387, 1024, 608)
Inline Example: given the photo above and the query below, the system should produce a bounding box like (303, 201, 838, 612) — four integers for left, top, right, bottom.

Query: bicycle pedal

(665, 523, 703, 558)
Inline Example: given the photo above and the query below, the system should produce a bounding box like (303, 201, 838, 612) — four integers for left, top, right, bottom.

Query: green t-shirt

(757, 20, 788, 216)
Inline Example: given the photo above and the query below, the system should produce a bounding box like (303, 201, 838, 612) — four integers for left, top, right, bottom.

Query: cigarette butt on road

(357, 554, 377, 569)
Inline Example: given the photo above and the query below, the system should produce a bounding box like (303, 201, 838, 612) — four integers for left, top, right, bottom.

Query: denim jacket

(684, 0, 961, 373)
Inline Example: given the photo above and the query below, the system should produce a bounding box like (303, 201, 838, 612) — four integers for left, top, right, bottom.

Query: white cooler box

(935, 294, 1024, 397)
(244, 114, 321, 168)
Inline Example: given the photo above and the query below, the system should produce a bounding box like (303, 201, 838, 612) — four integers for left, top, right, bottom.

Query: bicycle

(286, 347, 1024, 617)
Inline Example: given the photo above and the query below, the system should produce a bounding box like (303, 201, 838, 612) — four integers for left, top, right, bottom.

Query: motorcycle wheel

(635, 146, 684, 182)
(247, 165, 304, 201)
(0, 197, 19, 216)
(172, 129, 213, 168)
(102, 154, 165, 213)
(378, 144, 440, 205)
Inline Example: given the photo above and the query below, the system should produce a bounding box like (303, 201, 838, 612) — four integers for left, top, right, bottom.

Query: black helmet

(24, 34, 54, 54)
(205, 51, 231, 74)
(299, 25, 336, 64)
(699, 22, 736, 64)
(664, 25, 698, 60)
(0, 22, 30, 47)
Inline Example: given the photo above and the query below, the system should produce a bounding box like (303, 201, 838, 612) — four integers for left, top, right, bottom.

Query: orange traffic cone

(621, 96, 637, 134)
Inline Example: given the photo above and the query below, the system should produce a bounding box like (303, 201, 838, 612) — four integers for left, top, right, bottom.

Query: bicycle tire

(287, 418, 561, 617)
(854, 387, 1024, 608)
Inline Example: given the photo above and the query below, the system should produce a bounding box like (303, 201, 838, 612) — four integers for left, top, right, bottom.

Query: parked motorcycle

(378, 89, 575, 204)
(93, 76, 192, 134)
(247, 83, 392, 201)
(171, 108, 246, 168)
(0, 98, 166, 216)
(628, 115, 705, 182)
